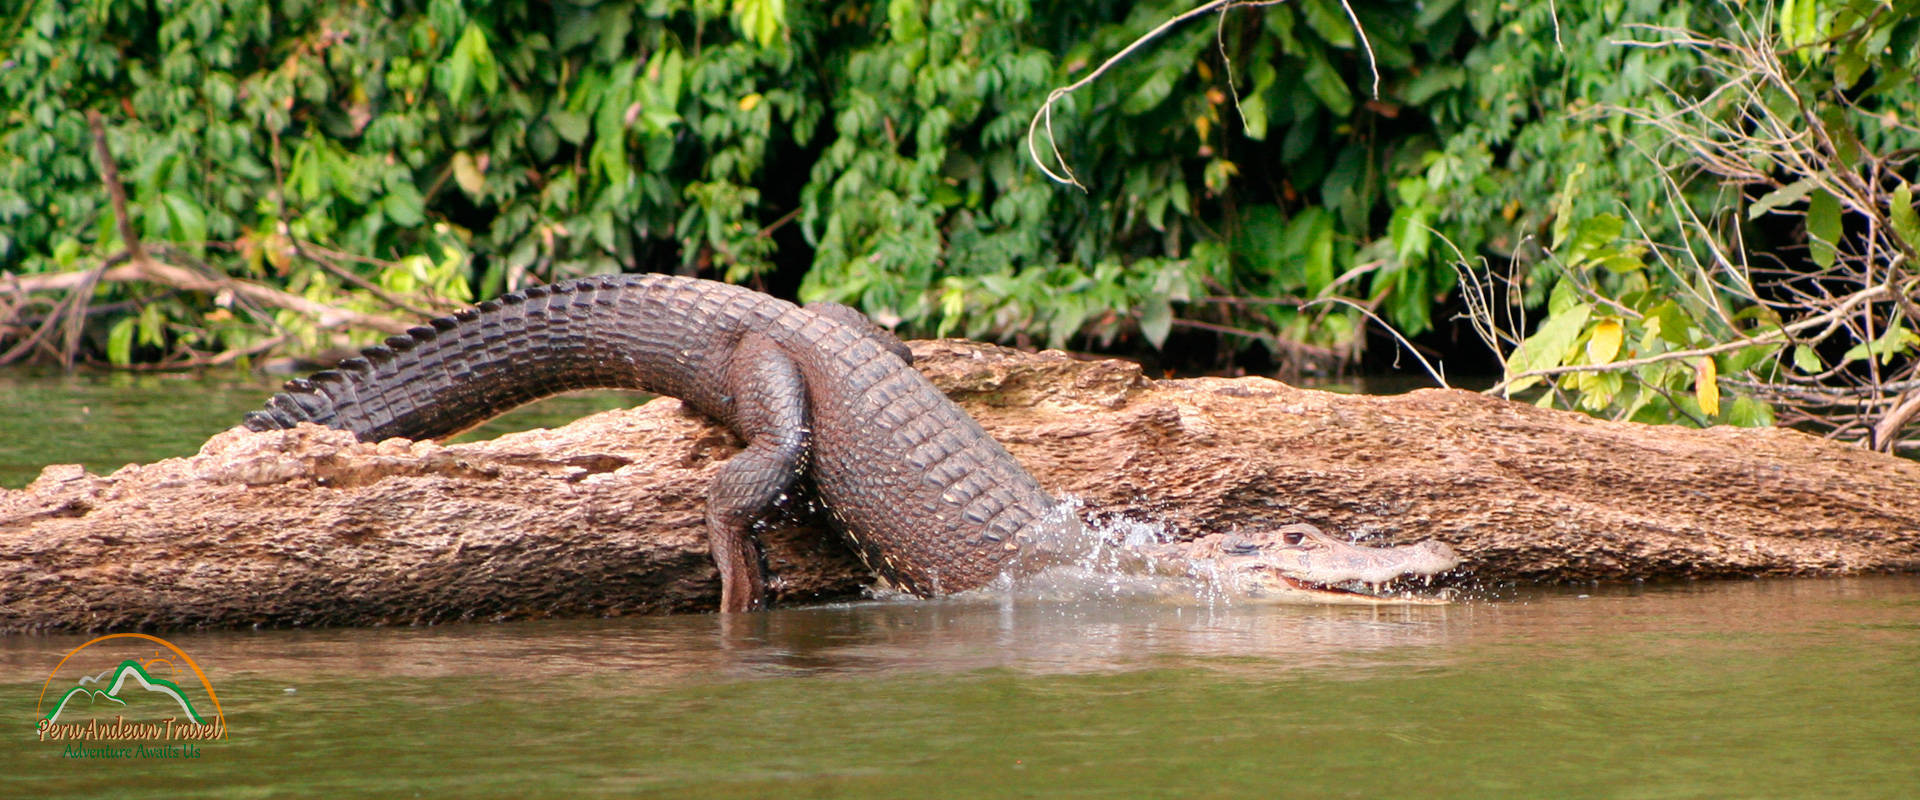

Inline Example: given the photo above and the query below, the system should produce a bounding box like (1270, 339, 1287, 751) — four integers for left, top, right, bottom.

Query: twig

(1332, 0, 1380, 98)
(1298, 297, 1447, 388)
(1028, 0, 1234, 188)
(88, 111, 146, 270)
(295, 244, 443, 318)
(2, 256, 417, 358)
(0, 264, 147, 295)
(1027, 0, 1379, 188)
(755, 207, 803, 239)
(0, 289, 80, 365)
(1189, 293, 1448, 387)
(121, 332, 295, 370)
(132, 258, 414, 335)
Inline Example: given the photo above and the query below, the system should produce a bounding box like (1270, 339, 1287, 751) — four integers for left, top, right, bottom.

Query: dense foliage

(1, 0, 1702, 362)
(5, 0, 1919, 445)
(1489, 0, 1920, 442)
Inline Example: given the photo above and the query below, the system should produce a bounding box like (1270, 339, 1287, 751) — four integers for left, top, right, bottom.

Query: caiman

(243, 274, 1459, 612)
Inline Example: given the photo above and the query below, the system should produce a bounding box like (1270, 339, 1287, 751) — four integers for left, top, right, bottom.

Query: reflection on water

(4, 578, 1918, 797)
(2, 576, 1911, 685)
(8, 574, 1905, 685)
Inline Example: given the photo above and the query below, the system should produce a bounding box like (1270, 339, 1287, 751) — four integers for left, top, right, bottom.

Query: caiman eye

(1282, 529, 1305, 546)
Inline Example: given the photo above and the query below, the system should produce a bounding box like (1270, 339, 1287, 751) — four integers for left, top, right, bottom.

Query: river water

(3, 370, 1918, 798)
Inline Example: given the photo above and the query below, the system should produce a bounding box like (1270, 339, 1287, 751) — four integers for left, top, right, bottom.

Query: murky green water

(4, 372, 1919, 798)
(2, 580, 1918, 798)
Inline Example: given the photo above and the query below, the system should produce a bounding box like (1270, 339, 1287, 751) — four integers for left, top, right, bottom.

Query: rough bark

(4, 341, 1918, 632)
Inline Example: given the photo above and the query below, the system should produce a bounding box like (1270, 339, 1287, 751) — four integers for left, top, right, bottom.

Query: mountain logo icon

(43, 658, 210, 725)
(34, 633, 227, 745)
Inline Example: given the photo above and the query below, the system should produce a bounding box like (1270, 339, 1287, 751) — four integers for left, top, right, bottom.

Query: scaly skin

(244, 275, 1458, 611)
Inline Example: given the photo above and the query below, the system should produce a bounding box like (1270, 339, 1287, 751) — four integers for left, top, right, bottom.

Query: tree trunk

(4, 341, 1917, 633)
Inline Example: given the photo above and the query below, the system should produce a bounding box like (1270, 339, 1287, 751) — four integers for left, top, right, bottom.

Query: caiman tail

(247, 274, 695, 437)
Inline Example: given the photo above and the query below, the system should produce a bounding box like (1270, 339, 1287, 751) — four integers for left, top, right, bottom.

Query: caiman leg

(706, 333, 811, 613)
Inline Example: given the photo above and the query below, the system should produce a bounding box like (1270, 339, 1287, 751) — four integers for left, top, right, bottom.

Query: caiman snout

(1186, 522, 1461, 590)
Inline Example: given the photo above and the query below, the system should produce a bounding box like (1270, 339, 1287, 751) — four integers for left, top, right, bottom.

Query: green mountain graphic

(44, 659, 208, 724)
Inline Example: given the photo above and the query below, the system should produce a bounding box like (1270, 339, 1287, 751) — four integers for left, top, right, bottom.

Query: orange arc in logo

(36, 632, 227, 736)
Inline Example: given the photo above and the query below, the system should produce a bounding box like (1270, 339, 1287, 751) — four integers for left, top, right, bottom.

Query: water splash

(976, 495, 1460, 607)
(978, 495, 1249, 607)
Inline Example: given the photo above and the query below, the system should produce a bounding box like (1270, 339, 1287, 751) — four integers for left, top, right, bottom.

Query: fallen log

(3, 340, 1918, 633)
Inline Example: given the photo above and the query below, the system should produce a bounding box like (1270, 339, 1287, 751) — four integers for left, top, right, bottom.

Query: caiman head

(1160, 522, 1460, 604)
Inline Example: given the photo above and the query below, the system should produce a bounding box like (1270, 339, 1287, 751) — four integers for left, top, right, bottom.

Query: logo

(34, 633, 227, 759)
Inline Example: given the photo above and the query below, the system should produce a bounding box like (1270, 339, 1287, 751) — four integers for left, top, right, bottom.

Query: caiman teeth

(1279, 576, 1376, 597)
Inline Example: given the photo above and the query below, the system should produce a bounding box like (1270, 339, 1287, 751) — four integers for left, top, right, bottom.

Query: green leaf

(383, 182, 427, 227)
(1818, 106, 1863, 170)
(467, 25, 499, 96)
(1551, 163, 1588, 249)
(107, 316, 136, 366)
(1564, 213, 1624, 266)
(1890, 183, 1920, 250)
(1401, 65, 1464, 106)
(1792, 344, 1823, 374)
(452, 151, 486, 198)
(137, 303, 166, 347)
(1645, 301, 1694, 347)
(550, 110, 589, 144)
(1780, 0, 1818, 49)
(1388, 204, 1430, 264)
(53, 238, 81, 268)
(1415, 0, 1463, 28)
(1504, 302, 1591, 395)
(1047, 294, 1087, 349)
(733, 0, 785, 47)
(1807, 189, 1842, 269)
(1300, 0, 1356, 48)
(1300, 47, 1353, 117)
(1598, 253, 1645, 275)
(1298, 209, 1334, 294)
(1139, 295, 1172, 349)
(1749, 177, 1815, 220)
(1719, 342, 1777, 374)
(1724, 395, 1775, 427)
(160, 192, 207, 251)
(1238, 92, 1270, 141)
(1842, 325, 1920, 365)
(442, 27, 474, 106)
(1575, 370, 1622, 412)
(1120, 68, 1176, 115)
(886, 0, 924, 43)
(1547, 275, 1583, 316)
(1834, 46, 1868, 90)
(436, 24, 499, 106)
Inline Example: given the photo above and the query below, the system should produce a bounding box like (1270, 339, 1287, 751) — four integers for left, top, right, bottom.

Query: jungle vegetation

(3, 0, 1919, 449)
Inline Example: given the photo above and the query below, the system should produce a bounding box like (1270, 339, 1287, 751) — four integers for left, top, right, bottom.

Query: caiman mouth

(1187, 523, 1462, 605)
(1262, 573, 1455, 605)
